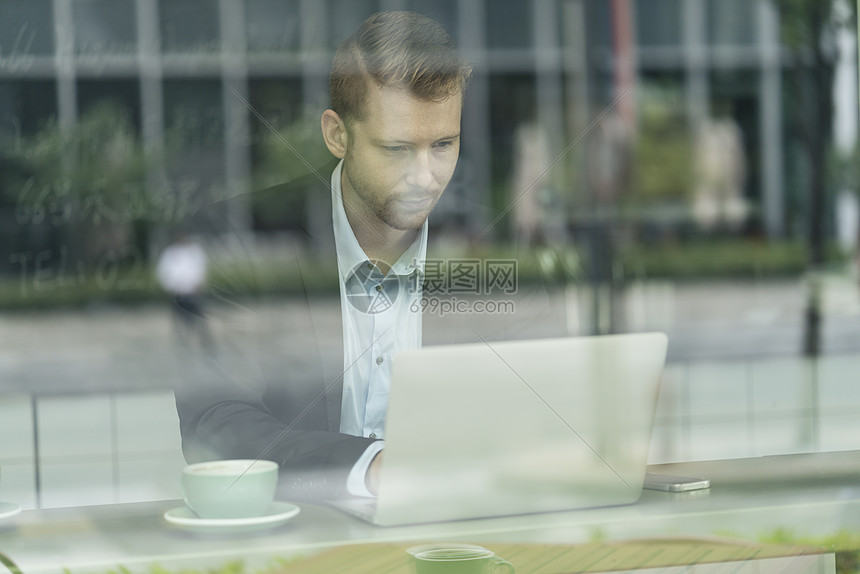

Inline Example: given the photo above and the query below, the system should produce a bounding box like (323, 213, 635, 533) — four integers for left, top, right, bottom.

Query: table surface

(2, 451, 859, 574)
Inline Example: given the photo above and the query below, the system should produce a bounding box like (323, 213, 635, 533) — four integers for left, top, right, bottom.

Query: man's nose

(405, 152, 433, 189)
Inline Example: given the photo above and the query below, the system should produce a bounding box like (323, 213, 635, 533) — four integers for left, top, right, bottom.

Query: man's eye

(434, 141, 454, 150)
(384, 146, 407, 153)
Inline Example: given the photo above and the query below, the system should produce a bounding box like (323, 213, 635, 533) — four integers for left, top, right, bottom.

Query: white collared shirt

(331, 160, 426, 440)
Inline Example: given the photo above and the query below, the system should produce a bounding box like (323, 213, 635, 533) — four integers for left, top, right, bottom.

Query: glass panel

(247, 78, 330, 199)
(487, 0, 533, 49)
(1, 0, 857, 521)
(163, 79, 224, 151)
(76, 80, 141, 133)
(0, 0, 55, 57)
(708, 68, 760, 210)
(585, 0, 613, 54)
(635, 0, 682, 48)
(72, 0, 137, 56)
(0, 79, 57, 139)
(406, 0, 459, 42)
(0, 80, 58, 279)
(328, 0, 380, 50)
(707, 0, 756, 47)
(159, 0, 221, 54)
(633, 72, 693, 212)
(245, 0, 302, 54)
(488, 72, 537, 200)
(162, 80, 225, 208)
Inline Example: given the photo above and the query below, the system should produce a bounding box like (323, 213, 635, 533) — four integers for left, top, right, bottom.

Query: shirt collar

(330, 159, 427, 278)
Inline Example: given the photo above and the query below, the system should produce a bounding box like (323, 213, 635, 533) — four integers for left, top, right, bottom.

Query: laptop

(330, 332, 668, 526)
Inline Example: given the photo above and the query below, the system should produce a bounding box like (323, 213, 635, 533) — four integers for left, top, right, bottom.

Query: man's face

(341, 84, 462, 232)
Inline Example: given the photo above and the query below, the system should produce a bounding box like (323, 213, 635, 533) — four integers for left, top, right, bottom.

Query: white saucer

(163, 502, 300, 534)
(0, 502, 22, 521)
(406, 543, 490, 556)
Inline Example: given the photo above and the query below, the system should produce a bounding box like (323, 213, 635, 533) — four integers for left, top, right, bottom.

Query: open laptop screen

(358, 333, 668, 526)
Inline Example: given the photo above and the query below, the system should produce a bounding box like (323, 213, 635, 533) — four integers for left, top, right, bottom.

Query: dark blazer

(173, 162, 378, 501)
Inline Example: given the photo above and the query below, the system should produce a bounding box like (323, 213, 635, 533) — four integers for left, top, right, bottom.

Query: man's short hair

(329, 11, 472, 123)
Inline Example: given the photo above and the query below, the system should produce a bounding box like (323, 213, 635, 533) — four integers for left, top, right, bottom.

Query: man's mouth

(396, 195, 434, 210)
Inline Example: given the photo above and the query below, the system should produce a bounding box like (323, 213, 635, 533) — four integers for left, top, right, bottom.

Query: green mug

(181, 459, 278, 519)
(413, 548, 515, 574)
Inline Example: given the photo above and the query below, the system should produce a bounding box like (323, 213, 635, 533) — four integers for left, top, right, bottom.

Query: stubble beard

(379, 196, 436, 231)
(344, 165, 439, 232)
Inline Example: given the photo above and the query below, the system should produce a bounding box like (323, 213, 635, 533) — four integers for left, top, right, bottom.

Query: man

(174, 11, 472, 500)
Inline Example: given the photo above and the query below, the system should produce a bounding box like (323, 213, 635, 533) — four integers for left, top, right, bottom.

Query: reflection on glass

(245, 0, 302, 54)
(407, 0, 459, 42)
(76, 80, 141, 131)
(159, 0, 221, 54)
(72, 0, 137, 56)
(161, 80, 225, 227)
(0, 0, 54, 58)
(328, 0, 381, 50)
(636, 0, 683, 48)
(707, 0, 757, 47)
(487, 0, 533, 49)
(0, 0, 856, 519)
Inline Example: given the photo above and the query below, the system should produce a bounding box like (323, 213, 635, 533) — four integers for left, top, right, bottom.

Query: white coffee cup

(181, 459, 278, 519)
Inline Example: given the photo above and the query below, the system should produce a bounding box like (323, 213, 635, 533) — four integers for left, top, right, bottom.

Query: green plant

(0, 551, 23, 574)
(632, 84, 694, 204)
(619, 239, 847, 280)
(2, 102, 150, 228)
(757, 528, 860, 574)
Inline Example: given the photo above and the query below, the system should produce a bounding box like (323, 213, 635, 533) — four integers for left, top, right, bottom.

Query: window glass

(328, 0, 380, 50)
(407, 0, 459, 42)
(162, 80, 225, 214)
(0, 79, 57, 279)
(76, 80, 141, 132)
(159, 0, 221, 54)
(0, 0, 856, 517)
(72, 0, 137, 56)
(487, 0, 533, 49)
(707, 0, 757, 47)
(245, 0, 302, 54)
(635, 0, 683, 48)
(0, 79, 57, 139)
(0, 0, 54, 57)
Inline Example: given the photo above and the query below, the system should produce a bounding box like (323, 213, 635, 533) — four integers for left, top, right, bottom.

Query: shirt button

(369, 433, 377, 439)
(376, 356, 384, 365)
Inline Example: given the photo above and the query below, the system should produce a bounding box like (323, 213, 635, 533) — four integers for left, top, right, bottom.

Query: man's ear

(321, 109, 349, 159)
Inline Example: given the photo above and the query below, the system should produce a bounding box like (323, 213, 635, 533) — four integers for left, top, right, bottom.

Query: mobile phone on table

(643, 472, 710, 492)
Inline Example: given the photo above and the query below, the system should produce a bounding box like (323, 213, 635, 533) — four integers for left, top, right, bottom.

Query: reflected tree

(1, 102, 150, 275)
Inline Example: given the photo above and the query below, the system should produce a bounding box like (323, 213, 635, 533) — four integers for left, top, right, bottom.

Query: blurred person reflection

(156, 233, 213, 350)
(173, 12, 474, 501)
(512, 118, 572, 249)
(584, 110, 634, 332)
(692, 102, 748, 231)
(588, 110, 633, 206)
(511, 119, 550, 248)
(512, 116, 579, 285)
